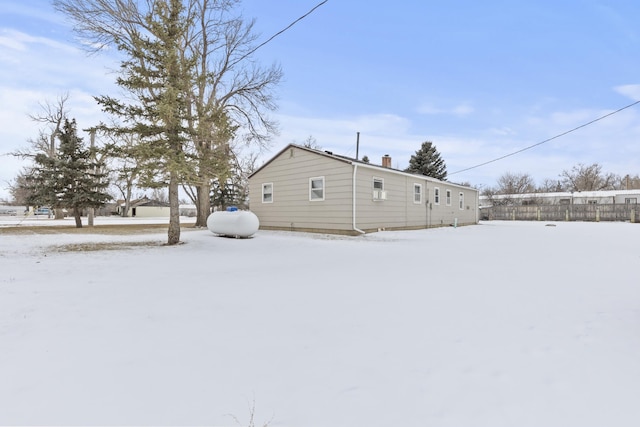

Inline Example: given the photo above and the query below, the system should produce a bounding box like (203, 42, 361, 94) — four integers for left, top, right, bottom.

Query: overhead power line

(232, 0, 329, 66)
(449, 99, 640, 176)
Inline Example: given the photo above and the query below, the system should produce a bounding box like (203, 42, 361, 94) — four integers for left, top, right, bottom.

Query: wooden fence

(482, 204, 639, 222)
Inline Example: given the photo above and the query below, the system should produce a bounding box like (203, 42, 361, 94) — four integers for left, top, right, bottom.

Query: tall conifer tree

(405, 141, 447, 180)
(95, 0, 193, 244)
(25, 119, 110, 227)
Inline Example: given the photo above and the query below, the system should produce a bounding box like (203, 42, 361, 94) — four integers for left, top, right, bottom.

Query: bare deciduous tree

(8, 169, 32, 206)
(27, 93, 70, 158)
(616, 174, 640, 190)
(103, 131, 144, 217)
(181, 0, 281, 226)
(560, 163, 618, 192)
(537, 178, 565, 193)
(301, 135, 321, 150)
(495, 172, 535, 194)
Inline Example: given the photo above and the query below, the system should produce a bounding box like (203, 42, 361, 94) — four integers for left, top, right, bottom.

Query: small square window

(262, 183, 273, 203)
(309, 176, 325, 201)
(373, 178, 384, 190)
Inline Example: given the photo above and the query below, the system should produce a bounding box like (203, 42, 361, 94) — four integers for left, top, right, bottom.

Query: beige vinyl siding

(429, 185, 477, 226)
(354, 168, 412, 230)
(405, 180, 428, 227)
(354, 166, 478, 230)
(355, 171, 430, 230)
(249, 147, 354, 232)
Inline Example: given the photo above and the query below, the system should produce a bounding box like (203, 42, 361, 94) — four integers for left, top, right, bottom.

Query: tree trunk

(73, 207, 82, 228)
(54, 208, 65, 220)
(122, 184, 132, 217)
(167, 171, 181, 245)
(195, 182, 211, 227)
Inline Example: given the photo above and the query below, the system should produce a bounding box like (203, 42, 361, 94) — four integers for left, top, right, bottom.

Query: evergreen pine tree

(95, 0, 193, 244)
(210, 152, 250, 211)
(25, 119, 111, 227)
(211, 175, 247, 211)
(405, 141, 447, 180)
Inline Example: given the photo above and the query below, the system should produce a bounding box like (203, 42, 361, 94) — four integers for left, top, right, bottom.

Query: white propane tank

(206, 208, 259, 238)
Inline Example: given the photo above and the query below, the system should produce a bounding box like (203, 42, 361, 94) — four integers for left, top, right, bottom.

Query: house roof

(125, 197, 170, 208)
(248, 144, 351, 178)
(249, 143, 477, 191)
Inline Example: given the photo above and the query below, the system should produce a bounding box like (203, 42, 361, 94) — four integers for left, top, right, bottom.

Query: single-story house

(118, 197, 170, 218)
(248, 144, 479, 235)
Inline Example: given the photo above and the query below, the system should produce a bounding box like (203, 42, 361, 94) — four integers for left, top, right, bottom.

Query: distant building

(481, 190, 640, 207)
(179, 204, 197, 217)
(118, 197, 170, 217)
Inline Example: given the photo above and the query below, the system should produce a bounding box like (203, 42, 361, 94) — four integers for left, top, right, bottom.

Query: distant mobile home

(480, 190, 640, 207)
(248, 144, 479, 235)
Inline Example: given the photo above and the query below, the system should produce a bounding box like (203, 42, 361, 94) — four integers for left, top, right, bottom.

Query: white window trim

(446, 189, 452, 206)
(434, 187, 440, 205)
(459, 192, 464, 210)
(413, 183, 422, 204)
(262, 182, 273, 203)
(309, 176, 325, 201)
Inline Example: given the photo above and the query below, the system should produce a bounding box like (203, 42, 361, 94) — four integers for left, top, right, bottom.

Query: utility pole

(88, 129, 96, 227)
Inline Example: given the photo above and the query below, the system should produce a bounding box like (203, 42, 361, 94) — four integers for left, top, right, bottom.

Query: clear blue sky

(2, 0, 640, 200)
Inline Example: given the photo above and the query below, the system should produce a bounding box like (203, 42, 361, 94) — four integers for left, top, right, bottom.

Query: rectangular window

(262, 183, 273, 203)
(309, 176, 325, 201)
(459, 192, 464, 210)
(446, 189, 452, 206)
(413, 184, 422, 204)
(625, 198, 637, 204)
(588, 200, 598, 205)
(373, 178, 386, 200)
(434, 187, 440, 205)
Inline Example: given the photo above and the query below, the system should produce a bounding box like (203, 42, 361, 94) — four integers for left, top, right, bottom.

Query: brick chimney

(382, 154, 392, 168)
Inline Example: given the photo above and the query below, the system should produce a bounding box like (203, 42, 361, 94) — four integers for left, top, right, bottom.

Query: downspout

(425, 181, 429, 229)
(352, 163, 365, 234)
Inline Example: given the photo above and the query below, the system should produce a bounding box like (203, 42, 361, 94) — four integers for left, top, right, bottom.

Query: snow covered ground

(1, 220, 639, 426)
(0, 214, 195, 228)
